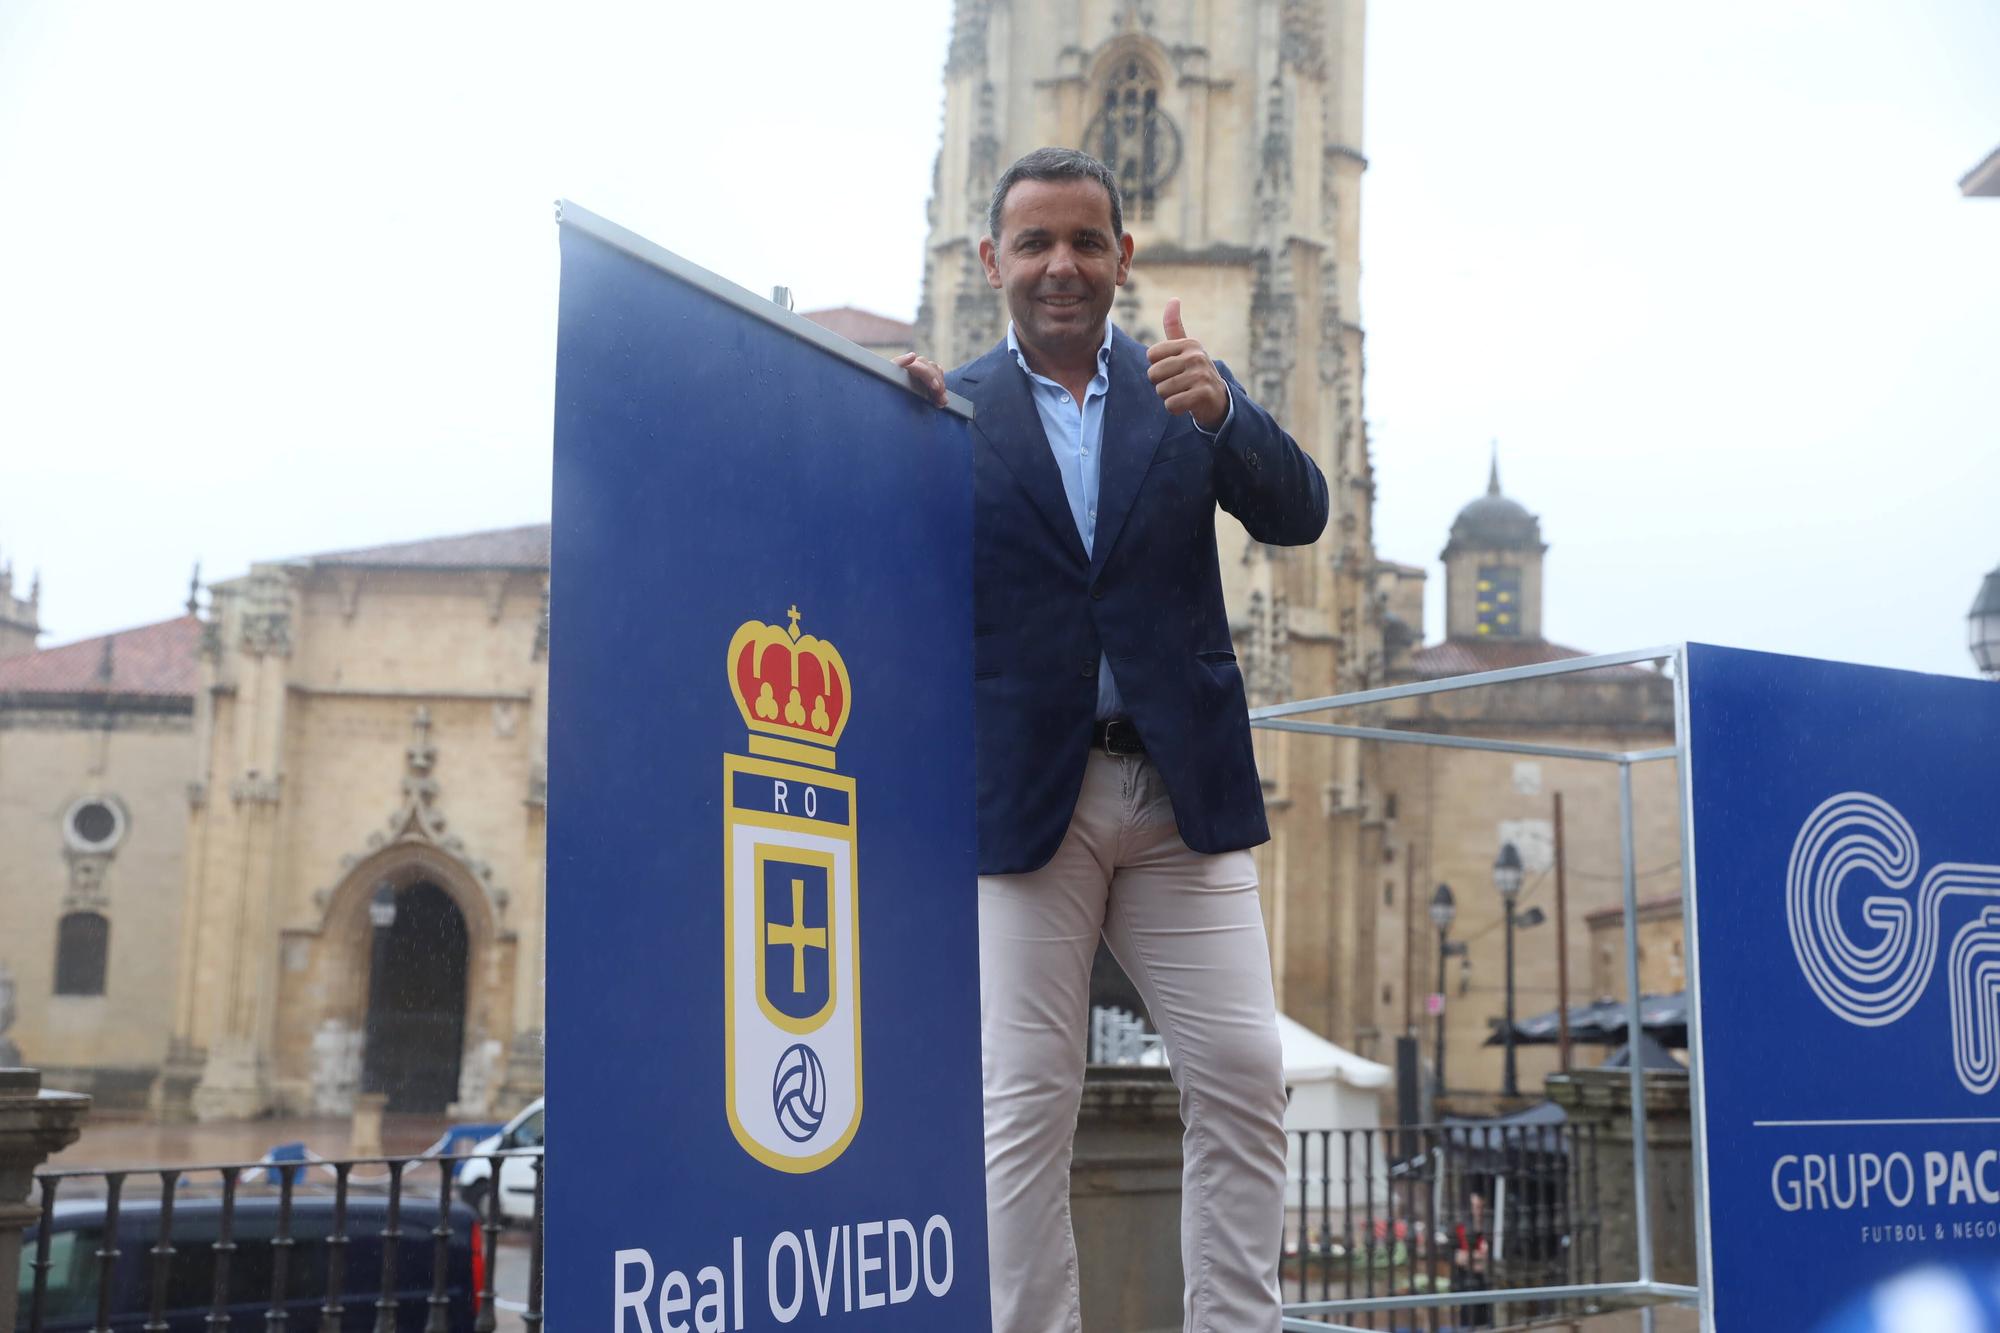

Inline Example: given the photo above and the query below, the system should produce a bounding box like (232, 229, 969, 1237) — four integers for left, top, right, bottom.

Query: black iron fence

(1284, 1123, 1603, 1329)
(20, 1129, 1599, 1332)
(16, 1152, 542, 1333)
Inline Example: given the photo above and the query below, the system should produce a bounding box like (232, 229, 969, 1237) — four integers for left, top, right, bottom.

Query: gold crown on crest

(726, 606, 851, 767)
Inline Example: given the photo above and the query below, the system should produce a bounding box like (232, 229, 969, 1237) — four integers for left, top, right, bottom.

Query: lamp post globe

(1970, 565, 2000, 679)
(1493, 842, 1524, 900)
(1430, 882, 1457, 933)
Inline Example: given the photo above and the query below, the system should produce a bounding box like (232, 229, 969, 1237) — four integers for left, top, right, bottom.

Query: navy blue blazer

(949, 327, 1329, 876)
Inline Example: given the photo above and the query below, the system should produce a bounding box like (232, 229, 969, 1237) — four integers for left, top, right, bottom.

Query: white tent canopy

(1278, 1014, 1392, 1094)
(1277, 1015, 1392, 1225)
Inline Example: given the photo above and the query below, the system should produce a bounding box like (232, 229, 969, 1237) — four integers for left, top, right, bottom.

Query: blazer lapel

(962, 346, 1089, 568)
(1089, 330, 1170, 581)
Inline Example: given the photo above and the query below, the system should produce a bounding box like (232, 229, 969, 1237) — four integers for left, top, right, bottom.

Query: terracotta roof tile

(799, 306, 915, 348)
(304, 524, 550, 571)
(0, 615, 201, 699)
(1399, 638, 1650, 681)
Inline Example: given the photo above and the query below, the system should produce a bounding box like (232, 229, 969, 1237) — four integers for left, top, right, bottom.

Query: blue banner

(546, 204, 989, 1331)
(1687, 643, 2000, 1329)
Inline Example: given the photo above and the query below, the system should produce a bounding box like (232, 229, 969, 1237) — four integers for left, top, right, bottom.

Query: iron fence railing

(16, 1151, 542, 1333)
(18, 1128, 1605, 1331)
(1283, 1123, 1603, 1330)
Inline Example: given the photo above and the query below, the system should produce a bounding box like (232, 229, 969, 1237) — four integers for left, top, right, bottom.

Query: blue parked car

(16, 1191, 482, 1333)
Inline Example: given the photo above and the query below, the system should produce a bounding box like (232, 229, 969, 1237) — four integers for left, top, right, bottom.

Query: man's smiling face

(979, 176, 1134, 371)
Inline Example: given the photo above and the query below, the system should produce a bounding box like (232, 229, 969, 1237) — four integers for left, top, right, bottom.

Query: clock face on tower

(1475, 566, 1522, 637)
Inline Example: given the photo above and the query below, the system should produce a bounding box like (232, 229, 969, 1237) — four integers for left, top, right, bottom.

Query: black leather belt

(1093, 718, 1146, 757)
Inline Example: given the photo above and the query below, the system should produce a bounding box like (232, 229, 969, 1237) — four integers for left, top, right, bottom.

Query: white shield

(724, 754, 862, 1172)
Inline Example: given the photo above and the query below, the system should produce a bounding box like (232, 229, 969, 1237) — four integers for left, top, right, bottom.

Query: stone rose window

(63, 796, 126, 853)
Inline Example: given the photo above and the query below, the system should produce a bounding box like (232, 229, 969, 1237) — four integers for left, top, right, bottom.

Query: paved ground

(53, 1110, 464, 1169)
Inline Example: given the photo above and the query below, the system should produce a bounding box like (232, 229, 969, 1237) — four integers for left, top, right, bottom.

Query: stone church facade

(166, 527, 551, 1120)
(1, 529, 552, 1121)
(0, 600, 201, 1106)
(918, 0, 1383, 1031)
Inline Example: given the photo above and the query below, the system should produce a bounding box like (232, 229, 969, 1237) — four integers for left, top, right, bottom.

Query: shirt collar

(1006, 319, 1114, 384)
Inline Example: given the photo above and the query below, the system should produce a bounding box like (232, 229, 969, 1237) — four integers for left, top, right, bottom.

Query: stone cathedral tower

(918, 0, 1385, 1048)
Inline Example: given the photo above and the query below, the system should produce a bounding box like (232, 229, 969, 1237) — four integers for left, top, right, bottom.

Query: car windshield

(17, 1229, 98, 1323)
(508, 1107, 544, 1149)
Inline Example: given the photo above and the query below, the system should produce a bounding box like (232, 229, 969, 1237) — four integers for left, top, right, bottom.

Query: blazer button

(1081, 660, 1097, 678)
(1090, 588, 1104, 601)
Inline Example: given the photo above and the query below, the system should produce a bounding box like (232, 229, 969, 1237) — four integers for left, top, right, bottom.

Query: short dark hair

(987, 147, 1124, 242)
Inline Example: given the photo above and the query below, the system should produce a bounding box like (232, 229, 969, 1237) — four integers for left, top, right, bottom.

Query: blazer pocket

(1196, 649, 1237, 664)
(1150, 431, 1211, 468)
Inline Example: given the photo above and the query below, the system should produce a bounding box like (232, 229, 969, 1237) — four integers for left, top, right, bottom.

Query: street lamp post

(1493, 842, 1525, 1098)
(1429, 883, 1456, 1100)
(1970, 565, 2000, 680)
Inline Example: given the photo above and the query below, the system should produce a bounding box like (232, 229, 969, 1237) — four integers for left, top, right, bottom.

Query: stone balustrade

(0, 1069, 92, 1333)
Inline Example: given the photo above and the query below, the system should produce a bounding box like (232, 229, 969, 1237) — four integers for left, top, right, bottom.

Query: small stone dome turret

(1442, 455, 1544, 557)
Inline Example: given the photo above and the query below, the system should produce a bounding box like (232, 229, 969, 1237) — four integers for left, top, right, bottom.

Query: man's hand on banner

(894, 352, 950, 408)
(1146, 298, 1229, 431)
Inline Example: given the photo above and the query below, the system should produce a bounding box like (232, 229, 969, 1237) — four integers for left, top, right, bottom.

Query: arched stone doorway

(361, 881, 469, 1112)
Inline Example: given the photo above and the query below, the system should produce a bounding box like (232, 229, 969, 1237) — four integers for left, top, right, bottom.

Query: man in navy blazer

(900, 147, 1328, 1333)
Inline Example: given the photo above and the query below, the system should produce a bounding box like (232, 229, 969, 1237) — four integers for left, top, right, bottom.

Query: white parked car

(457, 1097, 543, 1223)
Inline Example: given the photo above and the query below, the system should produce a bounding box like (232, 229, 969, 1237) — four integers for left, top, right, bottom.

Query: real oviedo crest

(723, 607, 861, 1173)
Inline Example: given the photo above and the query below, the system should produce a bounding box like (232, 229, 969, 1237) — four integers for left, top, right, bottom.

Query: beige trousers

(979, 750, 1289, 1333)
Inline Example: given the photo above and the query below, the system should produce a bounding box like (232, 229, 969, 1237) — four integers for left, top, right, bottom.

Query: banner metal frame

(1254, 645, 1711, 1331)
(554, 200, 978, 421)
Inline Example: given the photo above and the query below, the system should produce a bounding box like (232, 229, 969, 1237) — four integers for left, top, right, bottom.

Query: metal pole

(1434, 938, 1449, 1101)
(1251, 645, 1681, 720)
(1672, 646, 1715, 1330)
(1554, 792, 1573, 1073)
(1404, 855, 1416, 1039)
(1619, 760, 1655, 1284)
(1503, 898, 1519, 1098)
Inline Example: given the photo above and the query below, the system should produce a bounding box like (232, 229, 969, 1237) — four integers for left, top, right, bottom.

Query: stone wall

(0, 700, 191, 1093)
(1072, 1067, 1185, 1333)
(1546, 1066, 1696, 1286)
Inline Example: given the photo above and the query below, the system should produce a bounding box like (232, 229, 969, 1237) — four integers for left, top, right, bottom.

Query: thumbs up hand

(1145, 298, 1230, 431)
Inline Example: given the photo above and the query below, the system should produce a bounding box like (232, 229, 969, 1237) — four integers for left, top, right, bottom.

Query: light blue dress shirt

(1006, 319, 1232, 721)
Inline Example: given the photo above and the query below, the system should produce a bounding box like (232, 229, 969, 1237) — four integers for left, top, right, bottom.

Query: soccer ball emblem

(772, 1043, 827, 1142)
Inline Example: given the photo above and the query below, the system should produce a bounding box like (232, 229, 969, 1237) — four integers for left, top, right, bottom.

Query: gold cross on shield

(766, 877, 828, 994)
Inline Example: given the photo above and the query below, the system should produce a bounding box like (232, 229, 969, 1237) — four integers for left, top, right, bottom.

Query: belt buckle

(1102, 719, 1138, 757)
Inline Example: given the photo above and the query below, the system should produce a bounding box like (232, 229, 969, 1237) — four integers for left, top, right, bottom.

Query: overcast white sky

(1, 2, 1995, 677)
